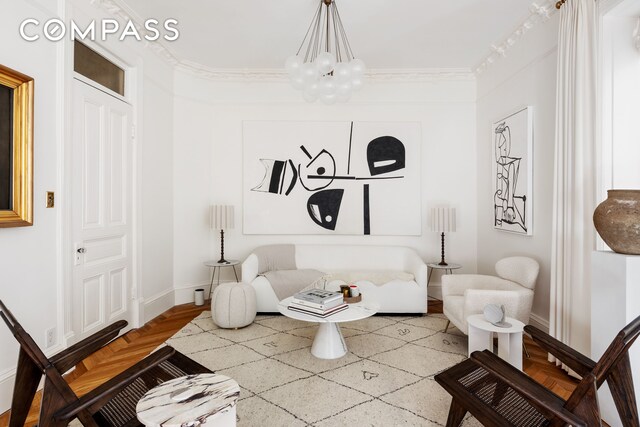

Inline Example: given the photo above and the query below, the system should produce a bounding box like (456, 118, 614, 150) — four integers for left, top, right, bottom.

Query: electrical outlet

(45, 327, 56, 348)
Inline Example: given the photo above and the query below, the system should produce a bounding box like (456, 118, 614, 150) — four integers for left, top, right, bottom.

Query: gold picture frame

(0, 64, 33, 228)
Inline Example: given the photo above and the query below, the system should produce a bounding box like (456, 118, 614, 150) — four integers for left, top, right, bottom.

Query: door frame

(61, 21, 142, 346)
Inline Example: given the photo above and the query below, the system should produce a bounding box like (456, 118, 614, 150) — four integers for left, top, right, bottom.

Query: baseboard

(173, 280, 242, 305)
(0, 368, 15, 414)
(529, 312, 549, 333)
(142, 288, 175, 324)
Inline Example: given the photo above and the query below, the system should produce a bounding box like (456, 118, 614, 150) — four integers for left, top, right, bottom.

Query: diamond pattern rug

(162, 312, 482, 426)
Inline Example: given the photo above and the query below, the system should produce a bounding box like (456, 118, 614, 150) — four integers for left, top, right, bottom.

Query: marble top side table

(136, 373, 240, 426)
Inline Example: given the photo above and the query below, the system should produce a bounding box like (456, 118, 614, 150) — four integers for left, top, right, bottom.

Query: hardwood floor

(0, 301, 579, 426)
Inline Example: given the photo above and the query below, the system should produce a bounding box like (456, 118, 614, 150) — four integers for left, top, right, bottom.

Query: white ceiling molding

(634, 17, 640, 52)
(93, 0, 474, 83)
(474, 0, 557, 74)
(174, 62, 475, 83)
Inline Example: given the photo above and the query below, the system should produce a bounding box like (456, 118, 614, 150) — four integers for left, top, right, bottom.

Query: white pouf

(212, 282, 257, 329)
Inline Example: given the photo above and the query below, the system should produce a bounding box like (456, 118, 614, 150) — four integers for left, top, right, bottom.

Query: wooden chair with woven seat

(0, 299, 213, 427)
(435, 314, 640, 427)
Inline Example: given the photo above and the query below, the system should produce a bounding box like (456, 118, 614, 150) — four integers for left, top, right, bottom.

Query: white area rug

(163, 312, 482, 426)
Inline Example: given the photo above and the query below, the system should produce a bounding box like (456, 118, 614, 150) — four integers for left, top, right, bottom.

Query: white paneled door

(71, 79, 134, 342)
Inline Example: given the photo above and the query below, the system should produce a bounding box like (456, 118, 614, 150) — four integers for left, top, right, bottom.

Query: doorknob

(77, 248, 86, 254)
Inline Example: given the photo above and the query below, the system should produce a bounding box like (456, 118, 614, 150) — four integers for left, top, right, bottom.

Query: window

(74, 41, 125, 96)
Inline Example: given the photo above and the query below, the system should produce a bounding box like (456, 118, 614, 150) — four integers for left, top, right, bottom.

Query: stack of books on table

(288, 289, 348, 318)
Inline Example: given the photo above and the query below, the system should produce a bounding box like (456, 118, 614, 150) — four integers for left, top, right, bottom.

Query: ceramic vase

(593, 189, 640, 255)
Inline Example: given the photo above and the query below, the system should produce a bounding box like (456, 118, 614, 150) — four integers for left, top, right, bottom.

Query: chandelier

(285, 0, 366, 104)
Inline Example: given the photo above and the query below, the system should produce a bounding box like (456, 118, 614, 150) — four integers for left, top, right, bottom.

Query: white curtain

(549, 0, 597, 368)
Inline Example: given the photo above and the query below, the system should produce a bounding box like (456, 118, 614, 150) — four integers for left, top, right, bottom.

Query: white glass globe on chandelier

(285, 0, 366, 104)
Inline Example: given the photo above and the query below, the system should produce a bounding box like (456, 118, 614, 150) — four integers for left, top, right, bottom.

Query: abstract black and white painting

(492, 107, 533, 235)
(243, 121, 421, 235)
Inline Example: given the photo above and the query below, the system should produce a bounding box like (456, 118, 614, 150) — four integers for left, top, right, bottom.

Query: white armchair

(441, 257, 540, 334)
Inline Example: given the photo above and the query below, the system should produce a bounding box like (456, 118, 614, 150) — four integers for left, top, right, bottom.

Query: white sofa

(242, 244, 428, 313)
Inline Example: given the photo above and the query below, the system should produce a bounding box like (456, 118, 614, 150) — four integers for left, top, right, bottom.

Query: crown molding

(174, 62, 475, 82)
(474, 0, 557, 75)
(93, 0, 476, 83)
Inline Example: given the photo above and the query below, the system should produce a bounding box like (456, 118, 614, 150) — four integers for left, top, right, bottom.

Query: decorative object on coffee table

(429, 206, 456, 266)
(212, 282, 256, 329)
(136, 374, 240, 427)
(593, 189, 640, 255)
(343, 294, 362, 304)
(210, 205, 234, 263)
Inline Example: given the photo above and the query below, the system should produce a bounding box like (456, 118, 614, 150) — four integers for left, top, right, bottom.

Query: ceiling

(119, 0, 537, 70)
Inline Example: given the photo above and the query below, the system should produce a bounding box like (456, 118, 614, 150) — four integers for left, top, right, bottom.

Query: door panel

(109, 267, 126, 319)
(82, 274, 104, 331)
(108, 109, 127, 225)
(72, 78, 134, 342)
(82, 100, 104, 228)
(83, 236, 126, 265)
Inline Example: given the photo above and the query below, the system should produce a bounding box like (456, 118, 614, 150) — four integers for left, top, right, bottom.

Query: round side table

(427, 262, 462, 284)
(467, 314, 525, 371)
(136, 373, 240, 426)
(427, 263, 462, 302)
(204, 260, 240, 298)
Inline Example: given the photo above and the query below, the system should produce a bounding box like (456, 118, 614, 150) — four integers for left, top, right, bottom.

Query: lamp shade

(210, 205, 234, 230)
(430, 207, 456, 233)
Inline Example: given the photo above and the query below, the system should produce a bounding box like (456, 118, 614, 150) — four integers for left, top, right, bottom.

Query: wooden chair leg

(445, 398, 468, 427)
(523, 342, 530, 359)
(9, 349, 41, 427)
(444, 320, 450, 334)
(607, 353, 640, 427)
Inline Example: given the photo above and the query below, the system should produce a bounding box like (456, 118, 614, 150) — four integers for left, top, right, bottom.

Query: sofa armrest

(463, 288, 534, 323)
(442, 274, 522, 297)
(404, 251, 428, 289)
(242, 253, 259, 283)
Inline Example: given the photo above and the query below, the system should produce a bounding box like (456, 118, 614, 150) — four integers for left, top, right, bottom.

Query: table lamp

(210, 205, 234, 263)
(430, 206, 456, 266)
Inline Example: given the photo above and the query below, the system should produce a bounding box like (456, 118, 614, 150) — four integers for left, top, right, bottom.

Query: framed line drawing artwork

(243, 120, 422, 235)
(0, 64, 34, 228)
(492, 106, 532, 235)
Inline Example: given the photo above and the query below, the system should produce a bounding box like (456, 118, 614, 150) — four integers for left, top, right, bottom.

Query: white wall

(138, 57, 175, 322)
(476, 14, 559, 328)
(0, 0, 63, 411)
(173, 72, 478, 302)
(601, 0, 640, 191)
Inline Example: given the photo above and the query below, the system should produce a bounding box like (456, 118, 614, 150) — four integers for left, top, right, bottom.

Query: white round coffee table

(467, 314, 525, 370)
(136, 373, 240, 426)
(278, 296, 379, 360)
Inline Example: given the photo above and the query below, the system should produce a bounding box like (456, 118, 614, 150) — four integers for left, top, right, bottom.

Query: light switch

(46, 191, 54, 208)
